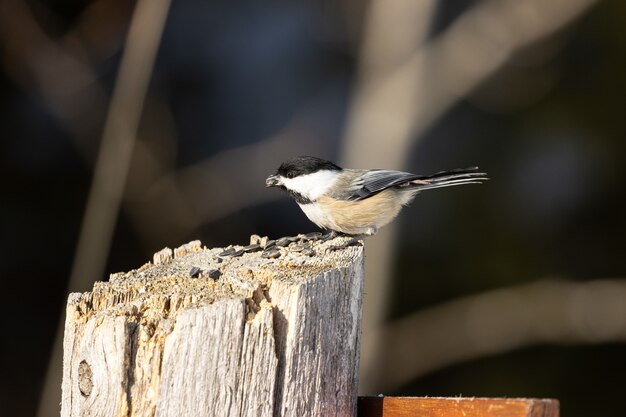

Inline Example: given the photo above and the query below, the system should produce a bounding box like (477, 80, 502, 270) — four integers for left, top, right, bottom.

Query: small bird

(266, 156, 488, 238)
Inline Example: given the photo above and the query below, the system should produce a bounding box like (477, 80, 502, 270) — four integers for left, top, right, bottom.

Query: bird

(266, 156, 488, 240)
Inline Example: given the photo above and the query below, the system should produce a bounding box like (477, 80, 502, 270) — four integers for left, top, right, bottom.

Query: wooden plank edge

(357, 396, 559, 417)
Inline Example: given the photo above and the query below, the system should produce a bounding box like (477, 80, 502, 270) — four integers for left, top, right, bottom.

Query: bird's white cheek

(282, 170, 339, 201)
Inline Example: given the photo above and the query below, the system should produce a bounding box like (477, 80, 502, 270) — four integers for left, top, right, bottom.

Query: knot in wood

(77, 360, 93, 397)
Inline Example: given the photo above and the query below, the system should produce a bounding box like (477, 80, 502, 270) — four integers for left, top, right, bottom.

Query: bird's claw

(320, 231, 339, 241)
(324, 237, 362, 253)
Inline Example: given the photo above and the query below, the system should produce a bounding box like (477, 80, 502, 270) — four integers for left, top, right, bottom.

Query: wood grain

(61, 237, 364, 417)
(358, 397, 559, 417)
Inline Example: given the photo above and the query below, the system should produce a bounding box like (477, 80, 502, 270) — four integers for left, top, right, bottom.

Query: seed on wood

(208, 269, 222, 280)
(276, 237, 291, 247)
(218, 247, 236, 256)
(261, 247, 281, 259)
(263, 240, 276, 249)
(231, 249, 245, 257)
(189, 267, 202, 278)
(243, 244, 261, 253)
(289, 243, 308, 252)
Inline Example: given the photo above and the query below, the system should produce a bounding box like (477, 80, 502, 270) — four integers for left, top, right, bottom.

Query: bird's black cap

(276, 156, 342, 179)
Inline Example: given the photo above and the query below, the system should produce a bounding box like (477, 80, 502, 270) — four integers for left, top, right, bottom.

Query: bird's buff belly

(298, 191, 403, 236)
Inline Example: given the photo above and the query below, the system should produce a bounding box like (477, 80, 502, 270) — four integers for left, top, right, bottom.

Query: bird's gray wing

(332, 169, 421, 201)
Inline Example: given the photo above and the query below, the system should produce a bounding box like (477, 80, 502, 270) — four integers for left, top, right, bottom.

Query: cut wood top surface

(67, 235, 363, 325)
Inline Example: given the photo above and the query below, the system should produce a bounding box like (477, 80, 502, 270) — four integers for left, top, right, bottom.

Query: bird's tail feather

(409, 167, 488, 191)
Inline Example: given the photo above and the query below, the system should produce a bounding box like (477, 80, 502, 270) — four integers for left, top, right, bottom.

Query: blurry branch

(0, 0, 129, 160)
(67, 0, 171, 293)
(0, 0, 333, 244)
(341, 0, 599, 392)
(343, 0, 600, 168)
(339, 0, 439, 394)
(123, 116, 332, 246)
(368, 278, 626, 392)
(37, 0, 171, 415)
(341, 0, 438, 168)
(401, 0, 599, 139)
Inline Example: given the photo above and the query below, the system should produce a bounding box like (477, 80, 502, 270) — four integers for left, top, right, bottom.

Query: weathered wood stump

(61, 236, 364, 417)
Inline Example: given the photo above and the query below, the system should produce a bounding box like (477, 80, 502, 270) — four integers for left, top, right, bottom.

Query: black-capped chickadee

(266, 156, 488, 237)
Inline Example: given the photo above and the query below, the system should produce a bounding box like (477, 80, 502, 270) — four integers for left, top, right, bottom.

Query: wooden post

(61, 237, 364, 417)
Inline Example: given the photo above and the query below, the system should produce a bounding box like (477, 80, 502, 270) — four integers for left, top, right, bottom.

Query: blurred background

(1, 0, 625, 416)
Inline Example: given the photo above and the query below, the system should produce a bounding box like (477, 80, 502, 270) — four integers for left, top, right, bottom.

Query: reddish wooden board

(358, 397, 559, 417)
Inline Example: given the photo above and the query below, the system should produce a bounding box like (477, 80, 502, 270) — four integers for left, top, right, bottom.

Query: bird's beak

(266, 174, 281, 187)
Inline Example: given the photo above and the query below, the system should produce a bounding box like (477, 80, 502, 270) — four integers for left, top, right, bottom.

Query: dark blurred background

(1, 0, 625, 416)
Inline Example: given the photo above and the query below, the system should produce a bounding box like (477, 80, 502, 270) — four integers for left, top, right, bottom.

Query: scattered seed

(208, 269, 222, 280)
(243, 244, 261, 253)
(214, 257, 223, 263)
(231, 249, 245, 257)
(263, 240, 276, 249)
(219, 247, 236, 256)
(189, 266, 202, 278)
(276, 237, 291, 247)
(302, 248, 316, 257)
(261, 247, 281, 259)
(289, 243, 308, 252)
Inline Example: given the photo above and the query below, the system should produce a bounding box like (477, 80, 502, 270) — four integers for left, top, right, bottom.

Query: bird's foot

(325, 236, 363, 252)
(320, 231, 340, 241)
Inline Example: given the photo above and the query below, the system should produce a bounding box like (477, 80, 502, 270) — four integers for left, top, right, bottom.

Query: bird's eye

(286, 172, 295, 179)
